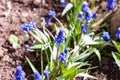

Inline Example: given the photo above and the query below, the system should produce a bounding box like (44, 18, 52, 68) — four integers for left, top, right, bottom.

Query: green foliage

(9, 34, 20, 49)
(62, 3, 73, 16)
(112, 40, 120, 53)
(15, 0, 116, 79)
(112, 52, 120, 69)
(112, 41, 120, 69)
(25, 56, 37, 72)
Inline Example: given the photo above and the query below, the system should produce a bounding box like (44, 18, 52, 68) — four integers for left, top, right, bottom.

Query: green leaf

(52, 43, 58, 60)
(69, 46, 79, 59)
(75, 73, 97, 80)
(94, 48, 101, 63)
(33, 29, 48, 43)
(56, 76, 65, 80)
(81, 35, 99, 45)
(30, 31, 43, 43)
(66, 69, 87, 80)
(30, 42, 50, 50)
(63, 63, 81, 77)
(112, 52, 120, 68)
(112, 40, 120, 53)
(25, 56, 36, 72)
(9, 34, 20, 49)
(63, 65, 77, 77)
(62, 3, 73, 16)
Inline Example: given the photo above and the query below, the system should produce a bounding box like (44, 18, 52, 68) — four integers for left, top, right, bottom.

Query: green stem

(53, 16, 64, 28)
(56, 44, 60, 67)
(45, 50, 49, 63)
(40, 50, 43, 75)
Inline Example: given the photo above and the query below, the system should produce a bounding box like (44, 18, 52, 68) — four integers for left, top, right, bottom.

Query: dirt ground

(0, 0, 120, 80)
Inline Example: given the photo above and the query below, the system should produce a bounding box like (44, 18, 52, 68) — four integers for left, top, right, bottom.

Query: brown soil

(0, 0, 120, 80)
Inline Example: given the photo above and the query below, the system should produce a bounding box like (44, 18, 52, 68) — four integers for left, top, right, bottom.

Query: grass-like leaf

(112, 40, 120, 53)
(94, 48, 101, 63)
(75, 72, 97, 80)
(25, 56, 36, 72)
(30, 42, 50, 50)
(112, 52, 120, 69)
(9, 34, 20, 49)
(62, 3, 73, 16)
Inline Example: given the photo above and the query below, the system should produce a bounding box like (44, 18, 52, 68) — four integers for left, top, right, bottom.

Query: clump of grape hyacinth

(60, 0, 67, 8)
(15, 66, 25, 80)
(34, 71, 43, 80)
(55, 29, 65, 46)
(21, 22, 36, 32)
(43, 70, 50, 78)
(106, 0, 115, 10)
(116, 27, 120, 39)
(102, 32, 110, 41)
(58, 48, 69, 63)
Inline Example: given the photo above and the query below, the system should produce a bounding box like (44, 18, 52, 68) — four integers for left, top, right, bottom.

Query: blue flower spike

(106, 0, 115, 10)
(81, 24, 88, 34)
(102, 32, 110, 41)
(92, 11, 97, 19)
(48, 10, 56, 17)
(61, 48, 69, 56)
(15, 66, 25, 80)
(58, 54, 66, 63)
(78, 11, 84, 20)
(58, 48, 69, 63)
(85, 7, 92, 21)
(55, 29, 65, 46)
(45, 17, 52, 24)
(116, 27, 120, 39)
(24, 45, 30, 51)
(21, 22, 36, 32)
(34, 71, 43, 80)
(60, 0, 67, 8)
(43, 70, 50, 78)
(81, 1, 88, 12)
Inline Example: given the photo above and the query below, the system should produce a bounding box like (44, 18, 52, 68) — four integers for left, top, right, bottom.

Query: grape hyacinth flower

(116, 27, 120, 39)
(92, 11, 97, 19)
(106, 0, 115, 10)
(45, 17, 52, 24)
(15, 66, 25, 80)
(85, 7, 92, 21)
(24, 45, 30, 51)
(81, 24, 88, 34)
(89, 33, 95, 38)
(61, 48, 69, 56)
(48, 10, 56, 17)
(21, 22, 36, 32)
(78, 11, 84, 20)
(102, 32, 110, 41)
(43, 70, 50, 78)
(60, 0, 67, 8)
(45, 10, 56, 24)
(58, 48, 69, 63)
(81, 1, 88, 12)
(34, 71, 43, 80)
(58, 54, 66, 63)
(55, 29, 65, 46)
